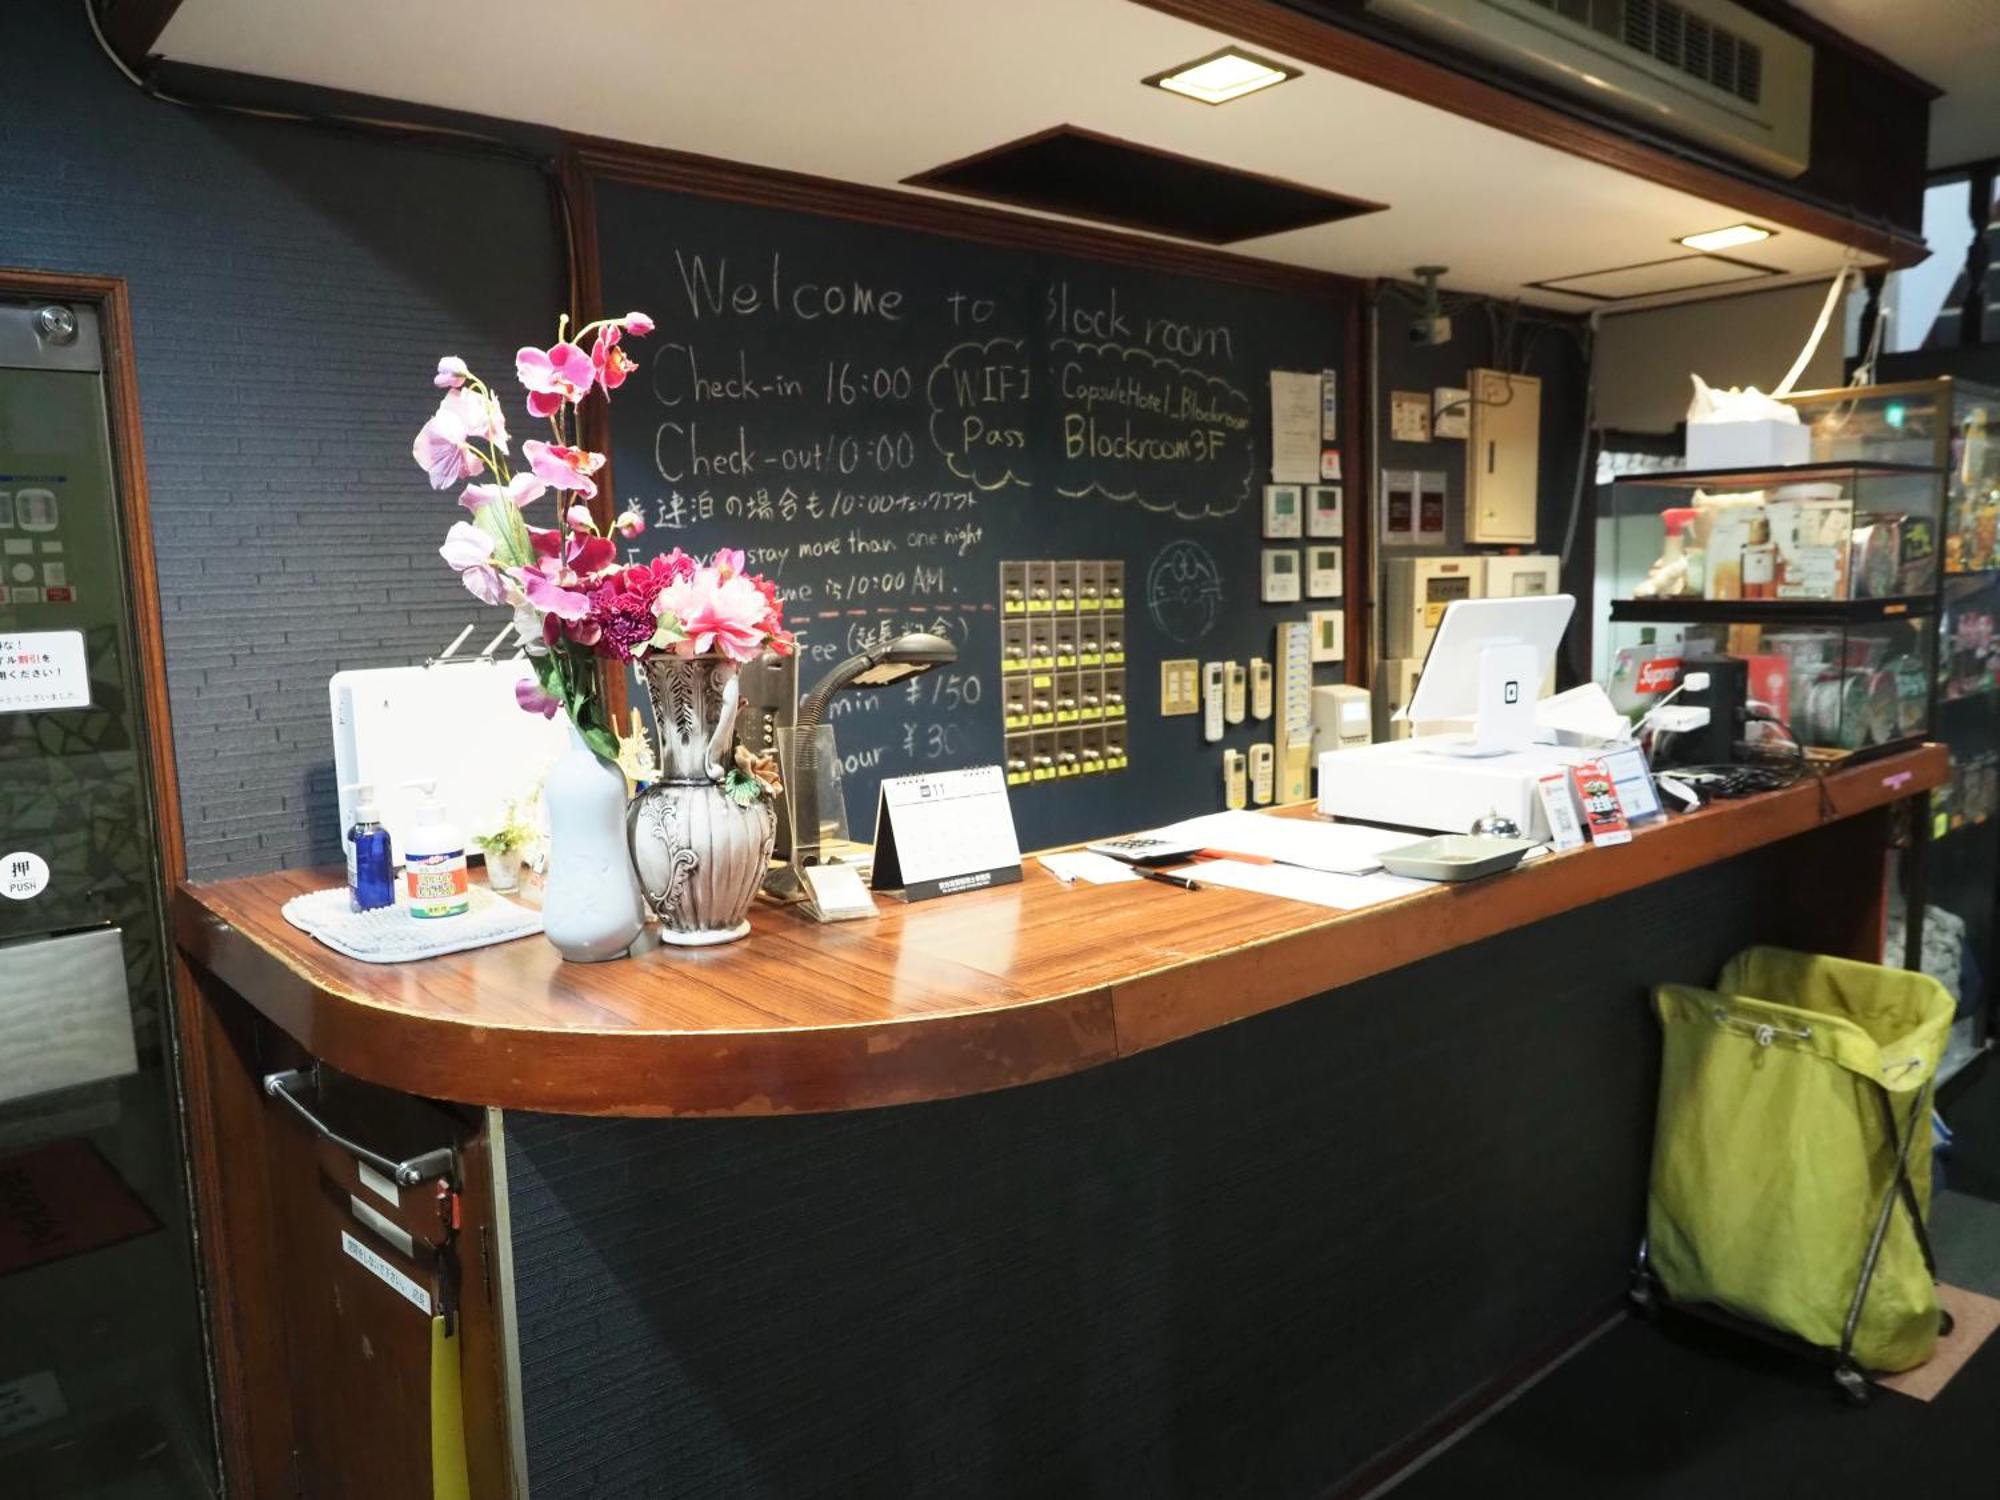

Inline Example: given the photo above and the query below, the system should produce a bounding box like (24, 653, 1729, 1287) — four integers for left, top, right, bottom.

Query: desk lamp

(771, 632, 956, 900)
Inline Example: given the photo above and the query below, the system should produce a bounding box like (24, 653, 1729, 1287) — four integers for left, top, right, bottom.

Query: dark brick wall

(1, 0, 561, 878)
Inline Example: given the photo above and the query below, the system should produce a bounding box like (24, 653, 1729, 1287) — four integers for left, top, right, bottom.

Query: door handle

(263, 1068, 456, 1187)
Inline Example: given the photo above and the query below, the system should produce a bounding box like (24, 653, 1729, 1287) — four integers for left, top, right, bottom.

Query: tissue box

(1687, 419, 1811, 471)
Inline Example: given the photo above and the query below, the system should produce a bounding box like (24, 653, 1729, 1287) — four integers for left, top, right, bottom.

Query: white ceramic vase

(541, 723, 647, 962)
(628, 655, 776, 946)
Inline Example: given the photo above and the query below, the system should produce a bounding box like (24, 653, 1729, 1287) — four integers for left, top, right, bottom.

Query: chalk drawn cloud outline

(925, 336, 1032, 492)
(1049, 337, 1254, 521)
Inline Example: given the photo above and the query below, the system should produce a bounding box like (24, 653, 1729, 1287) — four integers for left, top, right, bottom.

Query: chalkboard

(593, 176, 1356, 848)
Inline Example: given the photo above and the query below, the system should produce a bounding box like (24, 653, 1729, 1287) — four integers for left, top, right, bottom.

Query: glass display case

(1779, 379, 2000, 1080)
(1605, 461, 1941, 760)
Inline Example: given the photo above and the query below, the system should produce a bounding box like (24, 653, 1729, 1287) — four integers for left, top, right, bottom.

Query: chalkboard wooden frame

(558, 136, 1373, 842)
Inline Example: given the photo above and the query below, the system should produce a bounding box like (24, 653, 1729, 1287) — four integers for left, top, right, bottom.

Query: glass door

(0, 297, 214, 1495)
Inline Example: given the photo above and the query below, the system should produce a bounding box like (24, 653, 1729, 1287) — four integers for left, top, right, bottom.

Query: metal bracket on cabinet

(262, 1067, 457, 1187)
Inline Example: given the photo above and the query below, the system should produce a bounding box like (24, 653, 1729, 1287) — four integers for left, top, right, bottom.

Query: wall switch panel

(1306, 544, 1343, 599)
(1306, 484, 1343, 538)
(1309, 609, 1345, 664)
(1249, 658, 1273, 721)
(1249, 743, 1274, 805)
(1263, 483, 1303, 538)
(1261, 548, 1301, 603)
(1223, 661, 1247, 724)
(1202, 661, 1226, 742)
(1159, 658, 1200, 716)
(1223, 748, 1248, 810)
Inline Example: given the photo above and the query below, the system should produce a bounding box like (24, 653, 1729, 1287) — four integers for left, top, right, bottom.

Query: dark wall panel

(0, 0, 560, 878)
(504, 836, 1814, 1500)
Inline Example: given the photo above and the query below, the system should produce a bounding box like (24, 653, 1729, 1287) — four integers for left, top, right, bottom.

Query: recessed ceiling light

(1678, 223, 1775, 253)
(1145, 47, 1299, 105)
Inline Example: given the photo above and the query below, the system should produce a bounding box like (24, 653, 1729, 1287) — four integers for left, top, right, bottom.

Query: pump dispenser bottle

(402, 780, 470, 919)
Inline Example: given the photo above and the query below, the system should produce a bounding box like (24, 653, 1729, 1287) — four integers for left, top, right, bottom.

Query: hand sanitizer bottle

(402, 780, 470, 919)
(344, 783, 395, 913)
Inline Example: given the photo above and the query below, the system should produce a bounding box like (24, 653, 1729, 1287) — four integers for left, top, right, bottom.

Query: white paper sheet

(1145, 810, 1415, 875)
(1039, 851, 1141, 885)
(1192, 859, 1430, 911)
(1270, 370, 1324, 483)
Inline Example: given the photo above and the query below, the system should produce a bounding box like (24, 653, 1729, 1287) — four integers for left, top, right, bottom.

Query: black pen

(1136, 866, 1202, 891)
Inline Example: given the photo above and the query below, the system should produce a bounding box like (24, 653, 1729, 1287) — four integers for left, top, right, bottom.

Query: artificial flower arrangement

(416, 311, 795, 767)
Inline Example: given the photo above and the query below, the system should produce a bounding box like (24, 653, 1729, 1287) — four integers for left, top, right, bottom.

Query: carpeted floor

(1374, 1309, 2000, 1499)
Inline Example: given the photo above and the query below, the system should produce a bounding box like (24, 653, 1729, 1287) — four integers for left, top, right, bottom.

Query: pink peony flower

(660, 567, 777, 663)
(622, 311, 655, 336)
(439, 521, 505, 604)
(460, 472, 547, 513)
(589, 323, 638, 395)
(413, 409, 484, 490)
(515, 341, 594, 418)
(523, 439, 605, 498)
(434, 356, 470, 389)
(515, 678, 561, 717)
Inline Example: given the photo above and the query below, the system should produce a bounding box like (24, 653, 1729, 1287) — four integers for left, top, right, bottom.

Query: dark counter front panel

(503, 836, 1829, 1498)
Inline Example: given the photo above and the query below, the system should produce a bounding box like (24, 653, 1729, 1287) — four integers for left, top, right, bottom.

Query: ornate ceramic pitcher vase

(627, 655, 775, 945)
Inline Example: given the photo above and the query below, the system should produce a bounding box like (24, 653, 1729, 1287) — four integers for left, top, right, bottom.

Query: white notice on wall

(0, 631, 89, 714)
(1269, 370, 1323, 483)
(870, 765, 1023, 901)
(340, 1230, 432, 1315)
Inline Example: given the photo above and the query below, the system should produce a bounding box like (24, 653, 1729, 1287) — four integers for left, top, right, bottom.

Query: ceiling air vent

(1369, 0, 1812, 177)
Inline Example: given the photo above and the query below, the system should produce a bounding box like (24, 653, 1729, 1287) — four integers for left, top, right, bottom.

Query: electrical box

(1383, 554, 1483, 661)
(1481, 552, 1559, 599)
(1465, 367, 1540, 545)
(1311, 684, 1373, 755)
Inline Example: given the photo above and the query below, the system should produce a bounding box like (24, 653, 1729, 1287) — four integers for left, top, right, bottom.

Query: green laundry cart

(1632, 946, 1956, 1402)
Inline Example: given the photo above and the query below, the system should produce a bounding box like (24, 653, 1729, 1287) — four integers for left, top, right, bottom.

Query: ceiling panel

(156, 0, 1882, 309)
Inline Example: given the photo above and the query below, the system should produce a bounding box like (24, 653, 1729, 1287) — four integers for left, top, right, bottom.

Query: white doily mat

(281, 885, 544, 963)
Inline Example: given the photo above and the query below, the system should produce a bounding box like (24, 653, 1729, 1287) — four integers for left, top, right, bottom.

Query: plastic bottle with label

(401, 780, 470, 919)
(344, 783, 395, 913)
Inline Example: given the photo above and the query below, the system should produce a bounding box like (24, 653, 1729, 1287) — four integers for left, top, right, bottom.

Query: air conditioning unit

(1369, 0, 1813, 178)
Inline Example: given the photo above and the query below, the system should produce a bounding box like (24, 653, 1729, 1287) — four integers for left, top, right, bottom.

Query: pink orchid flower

(621, 311, 655, 336)
(589, 322, 639, 395)
(515, 341, 594, 418)
(439, 521, 506, 604)
(515, 678, 561, 718)
(521, 558, 592, 620)
(565, 503, 594, 531)
(439, 386, 510, 453)
(434, 356, 470, 389)
(412, 409, 485, 490)
(615, 510, 645, 539)
(459, 472, 548, 513)
(523, 439, 605, 498)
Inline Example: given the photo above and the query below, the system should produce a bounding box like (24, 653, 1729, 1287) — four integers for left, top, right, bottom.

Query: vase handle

(704, 669, 741, 782)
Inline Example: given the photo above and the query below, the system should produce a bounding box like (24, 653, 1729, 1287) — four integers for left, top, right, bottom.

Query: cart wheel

(1940, 1310, 1957, 1339)
(1627, 1269, 1657, 1317)
(1833, 1365, 1873, 1407)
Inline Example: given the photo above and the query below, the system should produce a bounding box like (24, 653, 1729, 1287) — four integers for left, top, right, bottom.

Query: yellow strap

(431, 1316, 471, 1500)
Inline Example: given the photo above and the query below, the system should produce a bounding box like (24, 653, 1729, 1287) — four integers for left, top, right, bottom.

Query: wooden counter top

(175, 744, 1944, 1117)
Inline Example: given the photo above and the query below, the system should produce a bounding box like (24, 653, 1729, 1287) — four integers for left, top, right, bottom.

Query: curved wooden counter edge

(174, 744, 1945, 1116)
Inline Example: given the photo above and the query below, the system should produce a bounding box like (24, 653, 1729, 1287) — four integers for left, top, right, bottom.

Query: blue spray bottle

(344, 782, 396, 912)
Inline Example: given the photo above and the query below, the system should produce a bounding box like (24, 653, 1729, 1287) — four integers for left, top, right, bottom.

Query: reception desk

(174, 745, 1942, 1499)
